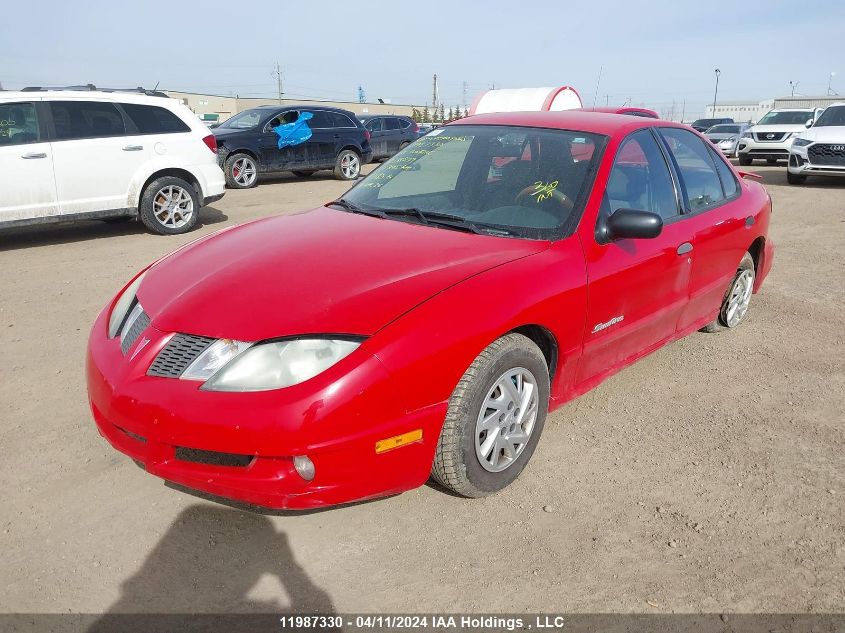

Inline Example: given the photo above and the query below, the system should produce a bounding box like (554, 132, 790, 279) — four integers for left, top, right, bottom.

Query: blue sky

(1, 0, 842, 117)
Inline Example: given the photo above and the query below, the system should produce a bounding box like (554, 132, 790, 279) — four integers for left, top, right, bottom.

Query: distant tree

(438, 103, 445, 122)
(447, 106, 453, 121)
(422, 105, 430, 123)
(463, 107, 469, 117)
(411, 108, 421, 122)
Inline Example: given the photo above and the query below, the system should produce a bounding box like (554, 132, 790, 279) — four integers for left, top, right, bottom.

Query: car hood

(212, 127, 253, 139)
(138, 207, 549, 341)
(795, 126, 845, 143)
(750, 124, 807, 133)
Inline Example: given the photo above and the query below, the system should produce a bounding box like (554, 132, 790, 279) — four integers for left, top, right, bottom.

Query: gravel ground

(0, 165, 842, 616)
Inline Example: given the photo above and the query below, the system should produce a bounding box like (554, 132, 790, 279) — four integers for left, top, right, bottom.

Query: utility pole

(462, 81, 468, 109)
(681, 99, 686, 123)
(712, 68, 721, 116)
(828, 72, 837, 96)
(272, 62, 284, 104)
(432, 74, 439, 113)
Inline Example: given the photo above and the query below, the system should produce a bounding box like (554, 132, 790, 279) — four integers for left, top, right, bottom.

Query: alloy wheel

(724, 269, 754, 327)
(475, 367, 539, 472)
(340, 153, 360, 179)
(232, 157, 257, 187)
(153, 185, 194, 230)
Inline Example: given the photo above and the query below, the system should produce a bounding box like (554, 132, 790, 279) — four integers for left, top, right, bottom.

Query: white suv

(0, 87, 225, 235)
(787, 103, 845, 184)
(737, 108, 820, 166)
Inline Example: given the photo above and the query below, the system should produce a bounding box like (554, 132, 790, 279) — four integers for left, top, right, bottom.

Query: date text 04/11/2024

(278, 615, 568, 630)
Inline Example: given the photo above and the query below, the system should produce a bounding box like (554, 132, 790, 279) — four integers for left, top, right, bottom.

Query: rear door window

(331, 112, 356, 128)
(366, 118, 383, 132)
(0, 102, 40, 145)
(658, 127, 725, 212)
(120, 103, 190, 134)
(385, 117, 401, 130)
(50, 101, 127, 140)
(308, 111, 333, 128)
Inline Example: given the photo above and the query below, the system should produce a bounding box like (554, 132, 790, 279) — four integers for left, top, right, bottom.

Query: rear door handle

(677, 242, 693, 255)
(122, 145, 144, 151)
(21, 152, 47, 159)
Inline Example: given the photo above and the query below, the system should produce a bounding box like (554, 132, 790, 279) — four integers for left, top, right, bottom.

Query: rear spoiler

(737, 170, 763, 180)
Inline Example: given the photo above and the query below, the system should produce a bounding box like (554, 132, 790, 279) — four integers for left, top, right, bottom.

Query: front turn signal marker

(375, 429, 423, 454)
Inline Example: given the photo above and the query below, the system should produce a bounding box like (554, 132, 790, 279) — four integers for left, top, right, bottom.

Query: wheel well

(339, 145, 361, 157)
(509, 325, 558, 379)
(748, 236, 765, 272)
(225, 148, 258, 163)
(139, 169, 202, 207)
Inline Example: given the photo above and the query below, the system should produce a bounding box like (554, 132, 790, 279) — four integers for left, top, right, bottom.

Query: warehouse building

(705, 95, 841, 123)
(165, 90, 421, 125)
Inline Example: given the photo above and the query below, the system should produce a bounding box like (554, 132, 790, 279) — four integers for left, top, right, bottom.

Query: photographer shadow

(87, 504, 336, 633)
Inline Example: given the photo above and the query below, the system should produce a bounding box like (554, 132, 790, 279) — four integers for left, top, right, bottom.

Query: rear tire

(738, 154, 752, 166)
(398, 141, 410, 151)
(224, 153, 258, 189)
(701, 252, 755, 333)
(334, 149, 361, 180)
(787, 171, 806, 185)
(432, 333, 550, 498)
(139, 176, 200, 236)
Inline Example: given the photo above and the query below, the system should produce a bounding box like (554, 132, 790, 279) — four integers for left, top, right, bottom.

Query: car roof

(253, 104, 355, 115)
(448, 110, 688, 137)
(358, 113, 410, 120)
(577, 106, 659, 118)
(0, 89, 174, 105)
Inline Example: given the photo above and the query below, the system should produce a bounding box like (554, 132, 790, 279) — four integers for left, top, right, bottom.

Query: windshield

(757, 111, 811, 125)
(814, 106, 845, 127)
(707, 125, 741, 134)
(693, 119, 721, 127)
(217, 108, 265, 129)
(339, 125, 605, 239)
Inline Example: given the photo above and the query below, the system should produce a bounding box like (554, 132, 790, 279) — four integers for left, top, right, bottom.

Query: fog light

(293, 455, 315, 481)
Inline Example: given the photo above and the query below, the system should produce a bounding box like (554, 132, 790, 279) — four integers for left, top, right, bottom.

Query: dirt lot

(1, 165, 842, 616)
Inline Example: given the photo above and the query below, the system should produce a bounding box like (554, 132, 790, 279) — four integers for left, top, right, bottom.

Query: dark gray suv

(358, 115, 419, 160)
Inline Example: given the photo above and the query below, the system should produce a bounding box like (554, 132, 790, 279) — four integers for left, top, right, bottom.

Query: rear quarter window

(121, 103, 190, 134)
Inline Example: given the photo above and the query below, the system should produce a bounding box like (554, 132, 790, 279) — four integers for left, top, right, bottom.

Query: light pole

(790, 80, 799, 96)
(712, 68, 721, 116)
(828, 72, 838, 96)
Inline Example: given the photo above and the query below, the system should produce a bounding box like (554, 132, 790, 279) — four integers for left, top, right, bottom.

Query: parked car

(213, 106, 372, 187)
(704, 123, 751, 158)
(87, 112, 774, 509)
(576, 106, 659, 118)
(0, 86, 224, 235)
(787, 103, 845, 184)
(689, 117, 734, 132)
(736, 108, 820, 166)
(358, 115, 418, 159)
(417, 123, 438, 137)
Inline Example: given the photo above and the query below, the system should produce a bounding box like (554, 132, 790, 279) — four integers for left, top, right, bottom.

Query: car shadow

(164, 481, 397, 516)
(0, 206, 228, 252)
(86, 505, 337, 633)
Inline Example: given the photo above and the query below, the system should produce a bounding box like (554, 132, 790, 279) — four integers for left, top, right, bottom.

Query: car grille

(754, 132, 787, 142)
(120, 310, 150, 355)
(808, 144, 845, 166)
(148, 333, 216, 378)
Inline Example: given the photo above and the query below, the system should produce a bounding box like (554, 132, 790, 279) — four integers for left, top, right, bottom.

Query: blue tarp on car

(272, 112, 313, 149)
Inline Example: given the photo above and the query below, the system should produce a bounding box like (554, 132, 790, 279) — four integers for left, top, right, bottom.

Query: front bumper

(737, 137, 794, 161)
(788, 146, 845, 177)
(86, 305, 445, 509)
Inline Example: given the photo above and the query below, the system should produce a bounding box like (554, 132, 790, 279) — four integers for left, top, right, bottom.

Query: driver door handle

(21, 152, 47, 159)
(677, 242, 693, 255)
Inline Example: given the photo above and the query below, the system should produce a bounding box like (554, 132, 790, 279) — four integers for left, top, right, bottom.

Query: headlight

(783, 133, 793, 140)
(201, 338, 361, 392)
(182, 338, 253, 380)
(741, 131, 753, 139)
(108, 272, 146, 338)
(792, 138, 812, 147)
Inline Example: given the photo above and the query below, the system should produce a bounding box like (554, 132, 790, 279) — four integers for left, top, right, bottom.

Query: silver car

(705, 123, 752, 158)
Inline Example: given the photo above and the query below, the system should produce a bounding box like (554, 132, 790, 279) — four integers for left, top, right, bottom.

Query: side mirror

(605, 208, 663, 241)
(805, 119, 813, 128)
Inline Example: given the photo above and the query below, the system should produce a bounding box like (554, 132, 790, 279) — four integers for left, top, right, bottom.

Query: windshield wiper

(328, 198, 385, 218)
(381, 208, 515, 236)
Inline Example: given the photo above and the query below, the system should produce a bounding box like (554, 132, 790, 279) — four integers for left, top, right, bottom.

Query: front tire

(432, 333, 550, 498)
(224, 153, 258, 189)
(139, 177, 199, 235)
(787, 171, 806, 185)
(738, 154, 752, 166)
(334, 149, 361, 180)
(702, 252, 755, 333)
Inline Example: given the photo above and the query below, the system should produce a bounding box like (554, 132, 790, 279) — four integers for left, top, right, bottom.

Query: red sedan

(87, 112, 774, 509)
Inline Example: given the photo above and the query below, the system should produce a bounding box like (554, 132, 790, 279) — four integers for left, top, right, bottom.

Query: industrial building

(705, 95, 842, 123)
(164, 90, 421, 125)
